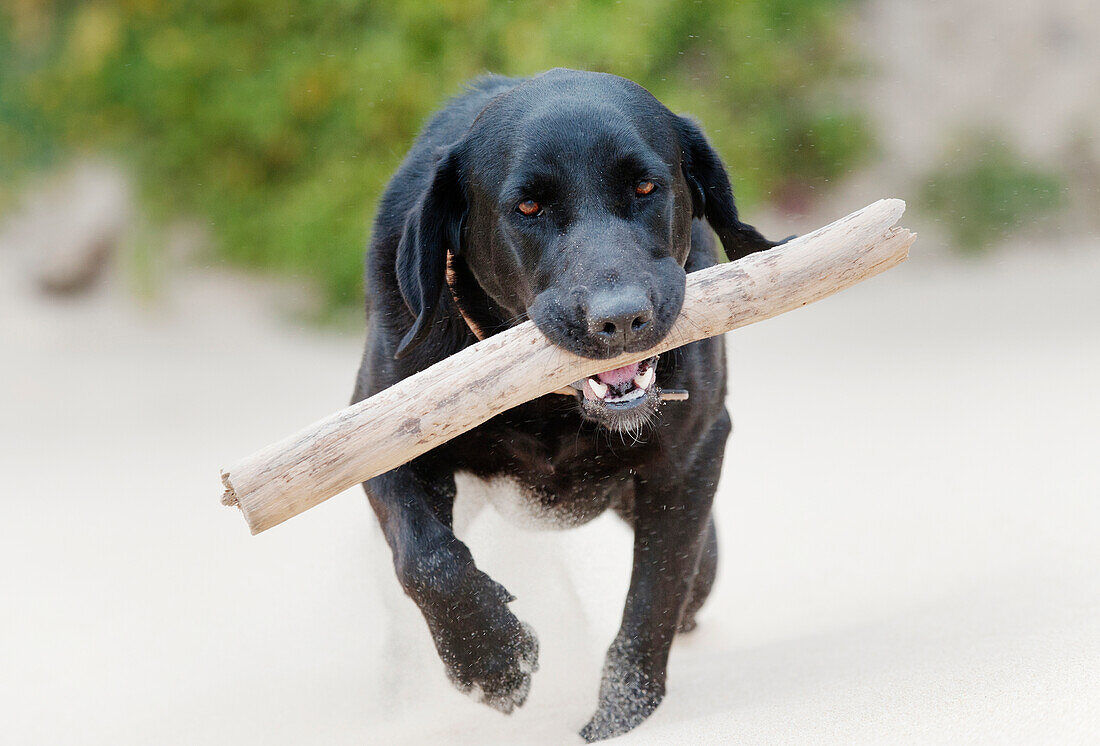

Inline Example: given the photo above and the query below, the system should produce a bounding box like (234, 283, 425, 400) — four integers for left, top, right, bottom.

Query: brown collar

(445, 249, 487, 342)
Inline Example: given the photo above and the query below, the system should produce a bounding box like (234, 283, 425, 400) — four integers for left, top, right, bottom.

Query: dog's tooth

(588, 377, 608, 399)
(634, 367, 655, 390)
(608, 387, 645, 403)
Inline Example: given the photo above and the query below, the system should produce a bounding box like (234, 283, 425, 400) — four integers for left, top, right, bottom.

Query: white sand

(2, 233, 1098, 744)
(4, 0, 1099, 737)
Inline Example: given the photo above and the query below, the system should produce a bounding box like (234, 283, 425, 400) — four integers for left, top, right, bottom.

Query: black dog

(353, 68, 781, 741)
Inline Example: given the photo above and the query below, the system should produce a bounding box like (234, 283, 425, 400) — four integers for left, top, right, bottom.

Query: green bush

(920, 135, 1066, 253)
(1, 0, 868, 308)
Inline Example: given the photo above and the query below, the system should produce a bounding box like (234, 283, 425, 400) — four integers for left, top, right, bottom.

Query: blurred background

(2, 1, 1098, 744)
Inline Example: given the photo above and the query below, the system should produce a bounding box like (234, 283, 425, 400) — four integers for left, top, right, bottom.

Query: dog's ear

(674, 115, 784, 262)
(394, 145, 467, 359)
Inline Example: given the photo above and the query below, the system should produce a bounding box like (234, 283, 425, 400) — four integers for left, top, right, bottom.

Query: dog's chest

(454, 469, 628, 530)
(448, 408, 645, 529)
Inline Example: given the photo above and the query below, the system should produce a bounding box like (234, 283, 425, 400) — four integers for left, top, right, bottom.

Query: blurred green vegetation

(921, 135, 1065, 254)
(1, 0, 868, 308)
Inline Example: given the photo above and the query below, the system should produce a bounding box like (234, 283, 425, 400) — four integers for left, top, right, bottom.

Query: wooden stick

(222, 199, 915, 534)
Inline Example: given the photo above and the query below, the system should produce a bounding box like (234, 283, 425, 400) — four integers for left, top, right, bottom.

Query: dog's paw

(414, 554, 539, 714)
(438, 614, 539, 715)
(580, 684, 663, 742)
(580, 642, 664, 742)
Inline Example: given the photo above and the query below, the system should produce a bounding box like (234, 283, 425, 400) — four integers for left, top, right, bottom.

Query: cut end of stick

(220, 471, 239, 508)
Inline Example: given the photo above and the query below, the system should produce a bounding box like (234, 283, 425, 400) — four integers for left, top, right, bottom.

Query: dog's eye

(635, 180, 657, 196)
(516, 199, 541, 216)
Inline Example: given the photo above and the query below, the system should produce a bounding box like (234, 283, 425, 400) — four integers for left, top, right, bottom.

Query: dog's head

(395, 69, 777, 431)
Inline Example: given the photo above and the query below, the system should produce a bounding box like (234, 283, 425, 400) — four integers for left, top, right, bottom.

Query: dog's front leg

(581, 412, 731, 742)
(365, 463, 538, 713)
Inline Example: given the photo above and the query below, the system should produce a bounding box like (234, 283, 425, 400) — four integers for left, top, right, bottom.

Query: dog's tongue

(596, 362, 640, 387)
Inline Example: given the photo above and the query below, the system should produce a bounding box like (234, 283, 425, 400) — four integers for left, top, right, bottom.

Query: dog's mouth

(567, 356, 661, 433)
(575, 356, 657, 406)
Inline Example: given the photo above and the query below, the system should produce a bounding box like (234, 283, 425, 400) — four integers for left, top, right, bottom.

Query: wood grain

(222, 199, 915, 534)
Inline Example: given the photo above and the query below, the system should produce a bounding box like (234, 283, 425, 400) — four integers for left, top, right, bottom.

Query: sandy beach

(3, 230, 1098, 743)
(4, 0, 1100, 739)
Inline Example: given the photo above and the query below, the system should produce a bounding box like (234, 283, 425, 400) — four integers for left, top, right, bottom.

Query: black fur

(353, 69, 781, 741)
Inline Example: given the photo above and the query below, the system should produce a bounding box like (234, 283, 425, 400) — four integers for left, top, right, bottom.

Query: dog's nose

(585, 287, 654, 351)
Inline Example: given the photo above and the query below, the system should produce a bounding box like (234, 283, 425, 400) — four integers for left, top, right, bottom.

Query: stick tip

(220, 470, 239, 508)
(878, 197, 907, 222)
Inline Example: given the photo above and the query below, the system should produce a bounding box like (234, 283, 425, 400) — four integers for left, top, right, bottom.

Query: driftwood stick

(222, 199, 915, 534)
